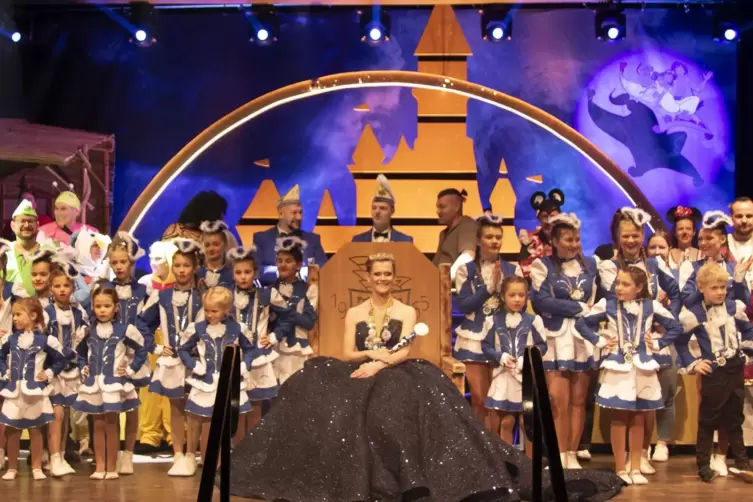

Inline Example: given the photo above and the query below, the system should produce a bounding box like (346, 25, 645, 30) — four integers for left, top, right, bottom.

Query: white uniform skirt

(148, 355, 186, 399)
(0, 393, 55, 429)
(542, 323, 595, 373)
(74, 379, 140, 415)
(49, 370, 79, 407)
(185, 381, 251, 418)
(484, 365, 522, 413)
(596, 365, 663, 411)
(274, 339, 313, 385)
(244, 352, 279, 401)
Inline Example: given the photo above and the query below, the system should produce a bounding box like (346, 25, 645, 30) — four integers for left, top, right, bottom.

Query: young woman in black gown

(227, 253, 623, 502)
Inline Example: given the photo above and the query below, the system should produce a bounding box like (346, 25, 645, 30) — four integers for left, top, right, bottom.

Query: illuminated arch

(118, 70, 664, 234)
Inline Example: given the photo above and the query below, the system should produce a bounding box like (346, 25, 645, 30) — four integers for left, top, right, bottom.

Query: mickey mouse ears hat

(530, 189, 565, 214)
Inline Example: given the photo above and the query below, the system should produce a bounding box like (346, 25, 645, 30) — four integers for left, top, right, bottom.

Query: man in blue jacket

(352, 174, 413, 243)
(253, 185, 327, 286)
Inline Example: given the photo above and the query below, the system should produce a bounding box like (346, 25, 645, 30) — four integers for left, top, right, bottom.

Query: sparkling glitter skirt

(227, 356, 623, 502)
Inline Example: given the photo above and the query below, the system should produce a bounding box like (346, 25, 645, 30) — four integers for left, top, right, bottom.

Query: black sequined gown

(227, 319, 623, 502)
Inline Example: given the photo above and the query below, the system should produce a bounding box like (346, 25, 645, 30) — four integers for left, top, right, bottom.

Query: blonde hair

(203, 286, 233, 310)
(697, 262, 729, 290)
(365, 252, 396, 273)
(13, 298, 46, 329)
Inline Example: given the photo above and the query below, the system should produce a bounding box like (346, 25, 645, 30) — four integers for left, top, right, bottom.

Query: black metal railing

(197, 345, 241, 502)
(522, 346, 568, 502)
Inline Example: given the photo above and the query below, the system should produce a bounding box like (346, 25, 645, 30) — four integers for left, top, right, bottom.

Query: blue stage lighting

(360, 9, 390, 45)
(481, 7, 512, 43)
(11, 31, 21, 43)
(596, 7, 626, 42)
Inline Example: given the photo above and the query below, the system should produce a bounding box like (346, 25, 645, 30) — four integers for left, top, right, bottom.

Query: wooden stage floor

(3, 454, 752, 502)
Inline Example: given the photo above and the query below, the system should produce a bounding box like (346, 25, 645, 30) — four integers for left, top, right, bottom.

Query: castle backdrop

(6, 6, 737, 254)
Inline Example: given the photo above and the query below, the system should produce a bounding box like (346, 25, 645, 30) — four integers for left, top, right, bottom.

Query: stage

(2, 454, 749, 502)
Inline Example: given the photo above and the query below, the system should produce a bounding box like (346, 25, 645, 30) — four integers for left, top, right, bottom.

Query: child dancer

(482, 276, 546, 451)
(228, 246, 282, 430)
(74, 282, 147, 480)
(108, 232, 150, 474)
(198, 220, 234, 290)
(529, 213, 599, 469)
(679, 211, 752, 308)
(180, 287, 253, 475)
(598, 207, 682, 473)
(260, 237, 316, 385)
(0, 298, 68, 480)
(46, 262, 86, 477)
(0, 240, 14, 471)
(138, 238, 204, 476)
(455, 214, 522, 427)
(676, 263, 753, 483)
(576, 266, 682, 486)
(644, 230, 679, 463)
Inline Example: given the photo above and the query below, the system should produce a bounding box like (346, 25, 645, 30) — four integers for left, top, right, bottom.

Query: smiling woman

(225, 250, 624, 502)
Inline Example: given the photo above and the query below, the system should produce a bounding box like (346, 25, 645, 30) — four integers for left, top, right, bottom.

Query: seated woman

(227, 253, 623, 502)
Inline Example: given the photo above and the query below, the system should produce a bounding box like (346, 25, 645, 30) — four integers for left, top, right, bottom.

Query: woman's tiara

(368, 252, 395, 261)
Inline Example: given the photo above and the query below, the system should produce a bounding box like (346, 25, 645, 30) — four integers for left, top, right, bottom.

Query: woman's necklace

(364, 297, 394, 350)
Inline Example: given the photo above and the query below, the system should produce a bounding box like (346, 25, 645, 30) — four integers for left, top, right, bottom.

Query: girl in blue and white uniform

(260, 237, 317, 385)
(482, 275, 546, 450)
(454, 214, 522, 426)
(198, 220, 234, 290)
(576, 266, 682, 486)
(529, 213, 599, 469)
(137, 238, 204, 477)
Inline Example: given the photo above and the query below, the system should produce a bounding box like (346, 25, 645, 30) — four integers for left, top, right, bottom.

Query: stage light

(127, 2, 157, 47)
(245, 7, 278, 46)
(595, 7, 626, 42)
(481, 7, 512, 43)
(360, 8, 390, 45)
(11, 31, 21, 43)
(712, 8, 741, 44)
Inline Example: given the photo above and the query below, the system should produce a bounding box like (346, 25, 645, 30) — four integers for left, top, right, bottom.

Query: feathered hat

(549, 213, 582, 230)
(476, 213, 505, 227)
(274, 235, 308, 254)
(199, 220, 230, 235)
(110, 232, 146, 262)
(373, 174, 395, 207)
(226, 245, 257, 262)
(702, 210, 733, 231)
(619, 207, 652, 227)
(277, 185, 301, 209)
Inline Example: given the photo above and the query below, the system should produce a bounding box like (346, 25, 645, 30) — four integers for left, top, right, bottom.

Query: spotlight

(127, 2, 156, 47)
(481, 7, 512, 43)
(360, 8, 390, 45)
(713, 9, 740, 43)
(11, 31, 21, 43)
(595, 7, 626, 42)
(245, 8, 278, 46)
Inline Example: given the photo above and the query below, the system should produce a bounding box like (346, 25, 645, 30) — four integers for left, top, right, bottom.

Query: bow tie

(279, 230, 300, 238)
(373, 231, 389, 239)
(705, 303, 725, 309)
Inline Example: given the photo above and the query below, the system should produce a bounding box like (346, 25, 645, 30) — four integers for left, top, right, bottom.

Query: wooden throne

(306, 242, 465, 392)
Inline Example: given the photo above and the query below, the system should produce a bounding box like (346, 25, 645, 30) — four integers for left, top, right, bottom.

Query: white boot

(566, 451, 582, 469)
(182, 452, 197, 477)
(119, 451, 134, 475)
(61, 458, 76, 475)
(32, 469, 47, 481)
(652, 442, 669, 462)
(50, 453, 69, 477)
(713, 454, 729, 477)
(576, 450, 592, 461)
(167, 453, 185, 477)
(640, 449, 656, 475)
(2, 469, 18, 480)
(559, 452, 569, 469)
